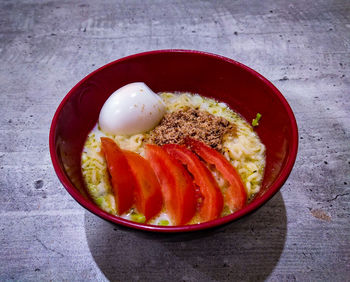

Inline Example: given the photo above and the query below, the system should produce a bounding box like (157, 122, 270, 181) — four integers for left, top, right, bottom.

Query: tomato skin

(185, 138, 247, 211)
(123, 150, 163, 221)
(100, 137, 135, 215)
(163, 144, 224, 222)
(145, 144, 196, 226)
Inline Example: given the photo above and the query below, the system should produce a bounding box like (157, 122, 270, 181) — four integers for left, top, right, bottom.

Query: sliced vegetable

(163, 144, 224, 222)
(123, 150, 163, 221)
(185, 138, 247, 211)
(130, 212, 146, 223)
(100, 137, 135, 215)
(158, 219, 170, 226)
(252, 113, 262, 127)
(145, 144, 196, 225)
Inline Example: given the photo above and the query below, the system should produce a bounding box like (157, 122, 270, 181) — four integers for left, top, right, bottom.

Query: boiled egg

(99, 82, 166, 135)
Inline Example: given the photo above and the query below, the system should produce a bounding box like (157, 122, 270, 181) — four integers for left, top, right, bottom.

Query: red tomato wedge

(145, 144, 196, 225)
(100, 137, 135, 215)
(123, 150, 163, 221)
(163, 144, 224, 222)
(185, 137, 247, 211)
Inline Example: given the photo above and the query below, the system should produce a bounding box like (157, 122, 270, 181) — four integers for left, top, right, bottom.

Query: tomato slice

(123, 150, 163, 221)
(100, 137, 135, 215)
(185, 137, 247, 211)
(163, 144, 224, 222)
(145, 144, 196, 225)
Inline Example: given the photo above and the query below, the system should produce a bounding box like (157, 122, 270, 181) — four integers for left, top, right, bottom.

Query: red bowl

(50, 50, 298, 232)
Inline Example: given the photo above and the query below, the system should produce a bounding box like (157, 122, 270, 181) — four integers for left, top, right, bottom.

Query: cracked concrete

(0, 0, 349, 281)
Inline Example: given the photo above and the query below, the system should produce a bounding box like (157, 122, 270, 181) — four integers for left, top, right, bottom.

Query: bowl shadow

(85, 191, 287, 281)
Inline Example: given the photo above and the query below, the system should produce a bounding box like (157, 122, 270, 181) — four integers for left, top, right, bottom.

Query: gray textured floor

(1, 0, 349, 281)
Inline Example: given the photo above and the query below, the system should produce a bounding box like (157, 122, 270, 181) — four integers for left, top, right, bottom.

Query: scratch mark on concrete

(35, 237, 64, 258)
(326, 192, 349, 202)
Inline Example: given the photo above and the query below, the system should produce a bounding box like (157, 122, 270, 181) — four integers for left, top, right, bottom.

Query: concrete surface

(0, 0, 349, 281)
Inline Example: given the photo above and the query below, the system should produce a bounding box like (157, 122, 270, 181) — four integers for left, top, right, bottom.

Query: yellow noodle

(81, 92, 266, 224)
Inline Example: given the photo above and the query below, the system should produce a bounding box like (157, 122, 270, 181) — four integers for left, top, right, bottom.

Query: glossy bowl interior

(50, 50, 298, 232)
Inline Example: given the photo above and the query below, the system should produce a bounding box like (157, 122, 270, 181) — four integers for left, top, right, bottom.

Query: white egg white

(99, 82, 166, 135)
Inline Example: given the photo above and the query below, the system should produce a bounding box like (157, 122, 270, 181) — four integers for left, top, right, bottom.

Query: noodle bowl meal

(81, 82, 265, 226)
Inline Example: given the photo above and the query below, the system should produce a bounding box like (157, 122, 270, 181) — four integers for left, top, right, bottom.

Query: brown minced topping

(148, 107, 235, 151)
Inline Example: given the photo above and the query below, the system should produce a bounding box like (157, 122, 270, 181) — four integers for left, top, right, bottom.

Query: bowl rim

(49, 49, 298, 233)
